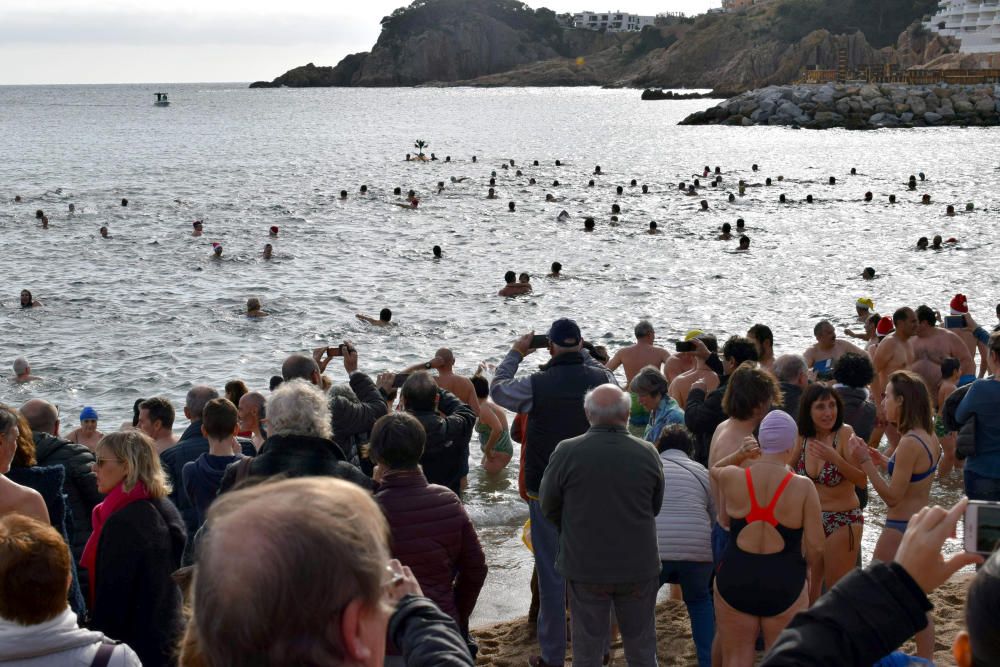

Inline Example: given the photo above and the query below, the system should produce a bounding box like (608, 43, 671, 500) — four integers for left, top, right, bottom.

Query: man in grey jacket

(540, 385, 664, 667)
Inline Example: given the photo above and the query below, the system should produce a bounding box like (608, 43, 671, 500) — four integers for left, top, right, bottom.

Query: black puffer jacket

(406, 390, 476, 494)
(217, 433, 374, 494)
(389, 596, 475, 667)
(32, 432, 101, 564)
(330, 371, 389, 461)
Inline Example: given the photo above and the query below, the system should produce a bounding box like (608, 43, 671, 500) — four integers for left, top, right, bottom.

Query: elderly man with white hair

(539, 384, 664, 667)
(219, 379, 373, 494)
(11, 357, 40, 383)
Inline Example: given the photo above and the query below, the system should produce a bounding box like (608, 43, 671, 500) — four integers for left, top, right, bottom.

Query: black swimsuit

(716, 469, 807, 617)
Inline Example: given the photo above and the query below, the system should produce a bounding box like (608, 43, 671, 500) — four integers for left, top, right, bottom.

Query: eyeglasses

(383, 563, 404, 590)
(93, 457, 121, 468)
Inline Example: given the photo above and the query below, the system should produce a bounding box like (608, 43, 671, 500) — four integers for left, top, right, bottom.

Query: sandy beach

(472, 575, 972, 666)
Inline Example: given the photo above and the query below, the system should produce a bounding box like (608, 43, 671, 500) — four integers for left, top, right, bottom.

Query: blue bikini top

(887, 433, 939, 482)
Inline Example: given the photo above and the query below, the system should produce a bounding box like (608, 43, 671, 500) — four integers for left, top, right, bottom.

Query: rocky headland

(680, 82, 1000, 129)
(251, 0, 962, 93)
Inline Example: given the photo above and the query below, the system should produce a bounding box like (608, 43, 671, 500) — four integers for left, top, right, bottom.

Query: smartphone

(392, 373, 410, 389)
(964, 500, 1000, 555)
(530, 334, 549, 349)
(944, 315, 966, 329)
(675, 340, 695, 353)
(327, 345, 344, 358)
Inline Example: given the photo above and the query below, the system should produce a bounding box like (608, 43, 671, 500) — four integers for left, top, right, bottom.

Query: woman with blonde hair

(849, 369, 941, 659)
(83, 430, 187, 667)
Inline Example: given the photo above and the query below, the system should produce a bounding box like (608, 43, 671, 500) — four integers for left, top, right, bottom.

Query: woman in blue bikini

(849, 369, 941, 659)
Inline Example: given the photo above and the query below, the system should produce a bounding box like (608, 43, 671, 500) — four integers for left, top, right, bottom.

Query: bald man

(540, 384, 663, 666)
(237, 391, 267, 452)
(20, 399, 100, 583)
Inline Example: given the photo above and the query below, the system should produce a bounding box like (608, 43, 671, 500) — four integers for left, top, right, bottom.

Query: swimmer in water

(211, 243, 223, 258)
(922, 194, 931, 204)
(752, 164, 759, 171)
(587, 180, 594, 187)
(498, 271, 531, 297)
(889, 194, 896, 203)
(642, 184, 648, 193)
(552, 180, 560, 187)
(965, 202, 974, 211)
(728, 193, 735, 202)
(99, 226, 110, 239)
(193, 220, 204, 237)
(917, 237, 929, 250)
(40, 216, 49, 229)
(946, 205, 955, 217)
(864, 191, 873, 201)
(594, 165, 602, 174)
(736, 218, 745, 232)
(829, 176, 836, 185)
(851, 167, 857, 175)
(246, 297, 268, 318)
(20, 290, 41, 308)
(718, 222, 732, 240)
(862, 267, 876, 280)
(433, 245, 442, 258)
(648, 221, 660, 235)
(394, 197, 418, 209)
(616, 186, 624, 195)
(518, 272, 532, 288)
(393, 187, 402, 195)
(13, 195, 21, 203)
(686, 185, 697, 196)
(339, 190, 348, 200)
(779, 194, 786, 203)
(508, 201, 516, 212)
(121, 198, 128, 207)
(612, 204, 621, 214)
(557, 210, 570, 221)
(737, 235, 750, 251)
(356, 308, 394, 327)
(806, 194, 814, 203)
(269, 226, 279, 238)
(262, 243, 273, 259)
(765, 178, 772, 186)
(855, 297, 874, 322)
(932, 235, 943, 250)
(548, 262, 562, 278)
(35, 210, 44, 220)
(584, 217, 596, 232)
(450, 176, 468, 183)
(68, 203, 75, 213)
(700, 200, 708, 211)
(487, 188, 497, 199)
(360, 185, 368, 193)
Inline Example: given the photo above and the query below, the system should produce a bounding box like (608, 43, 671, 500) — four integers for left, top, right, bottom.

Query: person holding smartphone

(956, 330, 1000, 501)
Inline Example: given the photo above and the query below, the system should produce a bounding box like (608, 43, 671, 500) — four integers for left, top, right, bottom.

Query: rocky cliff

(251, 0, 966, 92)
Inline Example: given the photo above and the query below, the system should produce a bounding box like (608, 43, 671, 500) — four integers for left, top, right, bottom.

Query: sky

(0, 0, 721, 85)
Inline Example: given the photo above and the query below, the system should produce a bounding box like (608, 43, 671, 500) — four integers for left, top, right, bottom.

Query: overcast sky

(0, 0, 720, 85)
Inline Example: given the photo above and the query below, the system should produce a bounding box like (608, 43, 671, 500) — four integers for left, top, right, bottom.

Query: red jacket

(376, 469, 487, 631)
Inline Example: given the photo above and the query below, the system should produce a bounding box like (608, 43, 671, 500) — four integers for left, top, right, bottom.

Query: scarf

(80, 480, 151, 608)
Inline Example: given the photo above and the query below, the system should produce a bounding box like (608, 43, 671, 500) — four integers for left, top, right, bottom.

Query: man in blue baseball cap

(66, 406, 103, 450)
(491, 318, 617, 667)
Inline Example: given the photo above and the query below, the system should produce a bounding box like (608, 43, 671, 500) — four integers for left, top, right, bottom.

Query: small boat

(154, 92, 170, 107)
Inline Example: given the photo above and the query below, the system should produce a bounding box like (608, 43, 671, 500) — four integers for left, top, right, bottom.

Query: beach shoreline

(471, 575, 972, 666)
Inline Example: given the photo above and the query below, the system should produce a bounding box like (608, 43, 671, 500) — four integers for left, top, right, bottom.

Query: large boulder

(975, 97, 995, 114)
(907, 96, 927, 115)
(860, 84, 881, 100)
(924, 111, 943, 124)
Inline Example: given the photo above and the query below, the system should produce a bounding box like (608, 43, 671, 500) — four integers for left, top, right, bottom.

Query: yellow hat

(856, 297, 874, 311)
(684, 330, 704, 341)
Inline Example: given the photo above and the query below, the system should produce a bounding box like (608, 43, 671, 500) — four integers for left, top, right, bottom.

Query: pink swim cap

(758, 410, 797, 454)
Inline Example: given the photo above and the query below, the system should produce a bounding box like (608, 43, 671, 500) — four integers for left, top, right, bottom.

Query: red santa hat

(950, 293, 969, 315)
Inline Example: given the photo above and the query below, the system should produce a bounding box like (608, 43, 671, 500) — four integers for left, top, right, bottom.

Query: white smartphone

(964, 500, 1000, 555)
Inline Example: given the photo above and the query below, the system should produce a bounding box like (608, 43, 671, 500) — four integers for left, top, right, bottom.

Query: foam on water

(0, 83, 992, 623)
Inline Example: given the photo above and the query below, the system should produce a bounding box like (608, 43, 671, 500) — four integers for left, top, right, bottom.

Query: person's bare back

(608, 342, 671, 384)
(0, 477, 49, 523)
(669, 367, 719, 409)
(912, 328, 973, 395)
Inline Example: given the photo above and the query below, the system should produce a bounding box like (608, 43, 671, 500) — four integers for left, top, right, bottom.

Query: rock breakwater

(680, 82, 1000, 129)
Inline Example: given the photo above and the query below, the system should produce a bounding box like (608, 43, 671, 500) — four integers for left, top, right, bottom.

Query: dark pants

(658, 561, 714, 667)
(566, 577, 659, 667)
(965, 468, 1000, 501)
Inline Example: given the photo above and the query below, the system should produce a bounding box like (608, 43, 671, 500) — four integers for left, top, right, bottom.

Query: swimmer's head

(35, 209, 44, 219)
(393, 187, 401, 195)
(946, 205, 955, 216)
(213, 243, 223, 256)
(829, 176, 836, 185)
(504, 271, 516, 284)
(611, 204, 621, 214)
(728, 193, 735, 202)
(679, 182, 686, 191)
(736, 218, 745, 229)
(594, 165, 601, 173)
(263, 244, 273, 258)
(515, 170, 522, 176)
(338, 189, 347, 199)
(933, 235, 943, 248)
(715, 166, 721, 175)
(518, 273, 530, 283)
(864, 191, 872, 201)
(546, 194, 555, 202)
(850, 167, 857, 175)
(862, 267, 876, 280)
(856, 297, 874, 315)
(489, 178, 496, 186)
(533, 160, 539, 166)
(919, 172, 925, 180)
(193, 220, 203, 230)
(700, 200, 708, 210)
(472, 155, 477, 162)
(584, 218, 595, 231)
(610, 215, 619, 222)
(488, 188, 495, 196)
(20, 290, 32, 307)
(68, 203, 74, 212)
(966, 202, 974, 211)
(13, 195, 21, 202)
(722, 222, 732, 233)
(121, 198, 128, 207)
(587, 179, 594, 187)
(247, 297, 261, 312)
(806, 194, 813, 203)
(437, 181, 444, 189)
(642, 185, 648, 193)
(433, 245, 442, 258)
(509, 159, 515, 166)
(555, 160, 561, 166)
(694, 179, 701, 187)
(551, 262, 561, 274)
(922, 194, 931, 204)
(552, 180, 559, 187)
(379, 308, 392, 322)
(616, 186, 623, 195)
(360, 185, 368, 193)
(530, 178, 537, 185)
(764, 178, 771, 186)
(917, 236, 929, 249)
(99, 226, 109, 238)
(752, 164, 759, 171)
(269, 226, 279, 237)
(738, 235, 750, 250)
(508, 201, 516, 212)
(630, 179, 637, 187)
(779, 194, 786, 203)
(889, 194, 896, 203)
(649, 221, 657, 231)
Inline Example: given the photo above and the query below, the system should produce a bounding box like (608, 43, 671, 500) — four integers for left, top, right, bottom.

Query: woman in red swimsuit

(793, 384, 868, 589)
(711, 410, 824, 666)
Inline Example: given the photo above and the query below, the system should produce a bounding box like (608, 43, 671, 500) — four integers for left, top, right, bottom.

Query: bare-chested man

(498, 271, 531, 297)
(664, 331, 700, 381)
(356, 308, 394, 327)
(910, 305, 974, 396)
(668, 335, 720, 409)
(11, 357, 41, 384)
(746, 323, 775, 371)
(402, 348, 504, 475)
(947, 294, 989, 378)
(803, 320, 867, 379)
(871, 308, 918, 449)
(607, 321, 672, 436)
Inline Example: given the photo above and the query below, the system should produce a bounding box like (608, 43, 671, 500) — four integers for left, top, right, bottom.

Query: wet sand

(472, 575, 971, 666)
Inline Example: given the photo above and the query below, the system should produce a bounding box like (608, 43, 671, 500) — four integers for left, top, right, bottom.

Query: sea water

(0, 83, 991, 623)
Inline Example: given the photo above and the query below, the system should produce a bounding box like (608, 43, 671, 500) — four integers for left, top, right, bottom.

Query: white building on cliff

(926, 0, 1000, 53)
(572, 10, 655, 32)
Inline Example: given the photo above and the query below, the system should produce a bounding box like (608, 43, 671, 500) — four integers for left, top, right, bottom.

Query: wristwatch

(424, 362, 432, 369)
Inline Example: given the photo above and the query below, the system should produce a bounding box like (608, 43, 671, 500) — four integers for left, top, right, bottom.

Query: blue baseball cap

(80, 406, 99, 421)
(548, 318, 582, 347)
